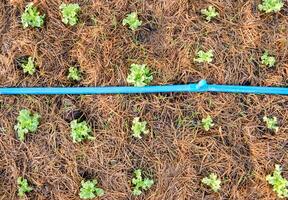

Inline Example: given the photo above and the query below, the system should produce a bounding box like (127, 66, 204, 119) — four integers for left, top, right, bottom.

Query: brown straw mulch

(0, 0, 287, 199)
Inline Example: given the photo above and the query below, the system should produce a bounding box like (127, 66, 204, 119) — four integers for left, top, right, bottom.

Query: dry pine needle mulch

(0, 0, 288, 199)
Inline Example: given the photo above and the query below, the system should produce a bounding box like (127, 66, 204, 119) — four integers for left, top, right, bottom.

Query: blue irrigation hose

(0, 80, 287, 95)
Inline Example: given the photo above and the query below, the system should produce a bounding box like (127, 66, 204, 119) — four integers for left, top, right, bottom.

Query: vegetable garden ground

(0, 0, 288, 199)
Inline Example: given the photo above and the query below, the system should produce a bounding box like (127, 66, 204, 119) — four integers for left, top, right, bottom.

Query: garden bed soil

(0, 0, 288, 199)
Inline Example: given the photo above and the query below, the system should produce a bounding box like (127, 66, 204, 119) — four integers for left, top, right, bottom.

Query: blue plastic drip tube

(0, 80, 287, 95)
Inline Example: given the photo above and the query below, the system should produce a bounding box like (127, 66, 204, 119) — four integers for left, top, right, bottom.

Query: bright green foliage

(17, 177, 32, 198)
(21, 57, 36, 75)
(79, 180, 104, 199)
(21, 3, 45, 28)
(132, 169, 154, 196)
(194, 50, 214, 63)
(258, 0, 284, 13)
(131, 117, 149, 139)
(266, 164, 288, 198)
(122, 12, 142, 31)
(261, 51, 276, 67)
(68, 66, 81, 81)
(70, 120, 95, 143)
(201, 6, 219, 21)
(202, 173, 221, 192)
(127, 64, 153, 87)
(263, 116, 279, 132)
(14, 109, 40, 142)
(59, 3, 81, 26)
(201, 116, 214, 131)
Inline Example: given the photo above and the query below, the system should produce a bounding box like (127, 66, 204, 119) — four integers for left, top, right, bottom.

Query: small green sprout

(258, 0, 284, 13)
(132, 169, 154, 196)
(17, 177, 33, 198)
(266, 164, 288, 198)
(201, 6, 219, 21)
(131, 117, 149, 139)
(261, 51, 276, 67)
(202, 173, 221, 192)
(21, 57, 36, 75)
(122, 12, 142, 31)
(68, 66, 81, 81)
(201, 116, 214, 131)
(79, 180, 104, 199)
(127, 64, 153, 87)
(21, 2, 45, 28)
(14, 109, 40, 142)
(194, 50, 214, 63)
(59, 3, 81, 26)
(263, 116, 279, 132)
(70, 120, 95, 143)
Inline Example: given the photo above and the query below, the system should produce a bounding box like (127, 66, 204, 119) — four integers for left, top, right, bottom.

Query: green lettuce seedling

(194, 50, 214, 63)
(201, 6, 219, 21)
(258, 0, 284, 13)
(261, 51, 276, 67)
(263, 116, 279, 132)
(79, 180, 104, 199)
(59, 3, 81, 26)
(122, 12, 142, 31)
(68, 66, 81, 81)
(17, 177, 32, 198)
(131, 117, 149, 139)
(132, 169, 154, 196)
(21, 2, 45, 28)
(21, 57, 36, 75)
(127, 64, 153, 87)
(14, 109, 40, 142)
(70, 120, 95, 143)
(266, 164, 288, 198)
(202, 173, 221, 192)
(201, 116, 214, 131)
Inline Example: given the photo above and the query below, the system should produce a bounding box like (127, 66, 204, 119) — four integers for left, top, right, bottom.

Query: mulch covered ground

(0, 0, 288, 199)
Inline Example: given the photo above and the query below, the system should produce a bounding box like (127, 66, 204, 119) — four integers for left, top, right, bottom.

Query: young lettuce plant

(21, 2, 45, 28)
(266, 164, 288, 198)
(17, 177, 33, 198)
(59, 3, 81, 26)
(261, 51, 276, 68)
(263, 116, 279, 132)
(14, 109, 40, 142)
(79, 180, 104, 199)
(21, 57, 36, 75)
(70, 120, 95, 143)
(201, 6, 219, 21)
(131, 117, 149, 139)
(202, 173, 221, 192)
(127, 64, 153, 87)
(258, 0, 284, 13)
(194, 50, 214, 63)
(201, 116, 214, 131)
(132, 169, 154, 196)
(68, 66, 81, 81)
(122, 12, 142, 31)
